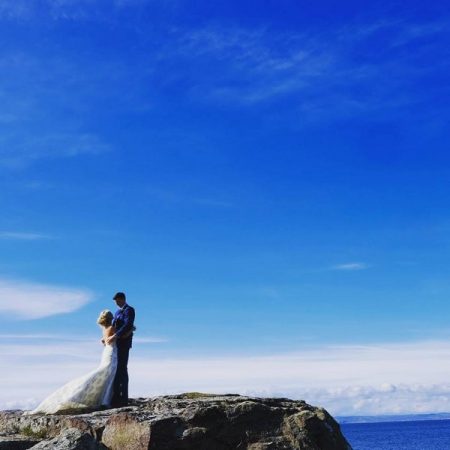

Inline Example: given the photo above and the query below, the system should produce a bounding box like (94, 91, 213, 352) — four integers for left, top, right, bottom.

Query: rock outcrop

(0, 394, 352, 450)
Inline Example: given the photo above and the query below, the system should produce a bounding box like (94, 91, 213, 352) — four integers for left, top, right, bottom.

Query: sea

(341, 419, 450, 450)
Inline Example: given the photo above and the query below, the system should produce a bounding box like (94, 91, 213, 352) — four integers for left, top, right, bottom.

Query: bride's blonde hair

(97, 310, 113, 327)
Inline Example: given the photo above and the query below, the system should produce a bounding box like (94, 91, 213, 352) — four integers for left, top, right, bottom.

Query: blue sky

(1, 0, 450, 415)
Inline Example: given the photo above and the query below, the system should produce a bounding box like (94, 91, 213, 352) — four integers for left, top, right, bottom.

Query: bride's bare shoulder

(104, 325, 116, 337)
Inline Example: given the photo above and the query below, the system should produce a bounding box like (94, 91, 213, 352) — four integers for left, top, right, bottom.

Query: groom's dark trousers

(112, 303, 135, 407)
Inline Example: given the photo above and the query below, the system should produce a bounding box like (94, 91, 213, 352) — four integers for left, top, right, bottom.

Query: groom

(106, 291, 135, 407)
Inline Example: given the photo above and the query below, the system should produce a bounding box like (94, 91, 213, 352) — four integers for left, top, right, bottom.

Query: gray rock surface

(0, 435, 39, 450)
(0, 394, 352, 450)
(28, 428, 105, 450)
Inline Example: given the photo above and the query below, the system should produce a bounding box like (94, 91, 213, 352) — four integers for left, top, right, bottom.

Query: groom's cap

(113, 292, 126, 301)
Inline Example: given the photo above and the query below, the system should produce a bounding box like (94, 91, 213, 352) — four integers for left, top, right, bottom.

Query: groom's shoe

(111, 400, 128, 408)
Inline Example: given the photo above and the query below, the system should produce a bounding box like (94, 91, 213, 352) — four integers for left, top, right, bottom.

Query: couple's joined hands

(101, 326, 135, 345)
(101, 335, 117, 345)
(106, 335, 116, 345)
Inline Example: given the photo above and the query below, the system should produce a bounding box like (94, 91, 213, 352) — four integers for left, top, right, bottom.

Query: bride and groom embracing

(27, 292, 136, 415)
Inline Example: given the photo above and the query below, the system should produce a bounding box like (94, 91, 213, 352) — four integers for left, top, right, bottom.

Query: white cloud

(332, 263, 369, 271)
(4, 339, 450, 416)
(0, 277, 94, 319)
(0, 231, 51, 240)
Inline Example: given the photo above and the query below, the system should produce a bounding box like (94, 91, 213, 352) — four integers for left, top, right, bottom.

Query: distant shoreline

(338, 413, 450, 424)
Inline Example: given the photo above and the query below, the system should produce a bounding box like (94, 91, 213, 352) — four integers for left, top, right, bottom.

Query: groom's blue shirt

(113, 303, 135, 342)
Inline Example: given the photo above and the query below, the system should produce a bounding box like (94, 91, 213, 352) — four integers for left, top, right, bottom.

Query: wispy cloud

(144, 187, 233, 209)
(0, 231, 51, 240)
(156, 19, 450, 124)
(0, 1, 32, 20)
(0, 0, 94, 21)
(0, 333, 168, 343)
(0, 50, 127, 169)
(0, 0, 163, 22)
(0, 277, 94, 319)
(162, 26, 331, 105)
(0, 132, 110, 168)
(191, 197, 233, 208)
(4, 339, 450, 415)
(1, 3, 448, 122)
(134, 336, 169, 344)
(332, 263, 370, 271)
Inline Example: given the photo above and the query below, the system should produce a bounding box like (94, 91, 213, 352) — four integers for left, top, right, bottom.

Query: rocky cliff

(0, 394, 352, 450)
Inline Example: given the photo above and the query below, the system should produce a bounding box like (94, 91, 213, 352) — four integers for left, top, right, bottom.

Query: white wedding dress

(27, 342, 118, 414)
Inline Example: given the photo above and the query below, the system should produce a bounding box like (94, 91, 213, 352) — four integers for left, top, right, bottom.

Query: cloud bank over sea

(4, 337, 450, 416)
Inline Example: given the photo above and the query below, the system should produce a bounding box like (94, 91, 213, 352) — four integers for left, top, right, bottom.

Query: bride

(26, 310, 118, 414)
